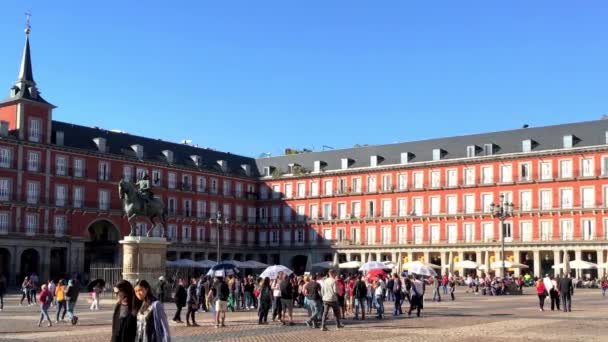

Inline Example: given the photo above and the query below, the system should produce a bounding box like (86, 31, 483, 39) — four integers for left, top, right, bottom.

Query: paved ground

(1, 287, 607, 342)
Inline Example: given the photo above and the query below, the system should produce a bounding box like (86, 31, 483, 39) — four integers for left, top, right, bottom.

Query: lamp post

(209, 212, 229, 263)
(490, 194, 514, 279)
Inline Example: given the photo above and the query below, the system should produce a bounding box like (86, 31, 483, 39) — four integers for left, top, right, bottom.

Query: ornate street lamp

(209, 212, 229, 263)
(490, 194, 515, 278)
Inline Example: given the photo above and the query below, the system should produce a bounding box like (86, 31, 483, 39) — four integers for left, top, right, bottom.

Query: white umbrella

(409, 262, 438, 277)
(491, 261, 529, 269)
(195, 260, 218, 268)
(404, 261, 441, 270)
(552, 260, 598, 269)
(339, 260, 362, 269)
(383, 260, 396, 270)
(242, 260, 269, 269)
(260, 265, 293, 279)
(221, 260, 248, 268)
(359, 261, 387, 272)
(312, 261, 334, 269)
(455, 260, 480, 269)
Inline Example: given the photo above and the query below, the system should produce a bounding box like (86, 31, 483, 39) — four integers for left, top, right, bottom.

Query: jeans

(321, 301, 341, 328)
(173, 304, 183, 321)
(307, 299, 322, 325)
(258, 305, 269, 323)
(408, 294, 422, 317)
(186, 305, 197, 324)
(56, 300, 67, 321)
(39, 304, 52, 325)
(245, 292, 254, 308)
(538, 294, 546, 310)
(561, 294, 572, 312)
(375, 295, 384, 318)
(354, 298, 365, 319)
(366, 296, 373, 313)
(432, 288, 441, 302)
(442, 284, 448, 295)
(393, 292, 402, 315)
(67, 300, 77, 321)
(602, 288, 607, 297)
(20, 290, 31, 305)
(272, 296, 282, 320)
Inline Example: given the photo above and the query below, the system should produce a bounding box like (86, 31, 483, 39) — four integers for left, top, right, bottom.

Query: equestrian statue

(118, 173, 168, 237)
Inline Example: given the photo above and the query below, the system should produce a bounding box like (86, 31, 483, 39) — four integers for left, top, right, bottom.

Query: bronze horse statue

(118, 179, 167, 237)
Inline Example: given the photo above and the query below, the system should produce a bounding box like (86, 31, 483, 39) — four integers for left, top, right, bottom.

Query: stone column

(458, 251, 465, 276)
(120, 236, 170, 290)
(476, 251, 482, 265)
(376, 252, 382, 262)
(513, 250, 521, 277)
(41, 246, 51, 282)
(553, 250, 561, 276)
(360, 253, 366, 263)
(575, 249, 582, 278)
(10, 245, 18, 285)
(440, 251, 448, 274)
(407, 251, 413, 264)
(346, 253, 352, 262)
(597, 250, 605, 278)
(391, 251, 397, 263)
(533, 250, 540, 277)
(423, 251, 430, 264)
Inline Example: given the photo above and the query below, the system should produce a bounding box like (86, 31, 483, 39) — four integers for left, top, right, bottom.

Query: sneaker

(321, 327, 328, 331)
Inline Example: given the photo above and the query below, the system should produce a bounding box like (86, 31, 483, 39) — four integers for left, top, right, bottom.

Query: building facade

(1, 30, 608, 284)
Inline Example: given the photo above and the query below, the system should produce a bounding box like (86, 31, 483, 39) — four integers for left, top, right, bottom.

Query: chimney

(55, 131, 64, 146)
(93, 137, 106, 152)
(0, 121, 8, 137)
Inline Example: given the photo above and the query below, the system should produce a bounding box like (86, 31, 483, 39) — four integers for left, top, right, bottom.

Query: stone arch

(85, 219, 121, 271)
(291, 255, 308, 276)
(0, 248, 11, 280)
(20, 248, 40, 283)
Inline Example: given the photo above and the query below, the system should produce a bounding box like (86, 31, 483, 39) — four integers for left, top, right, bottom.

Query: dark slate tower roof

(0, 28, 54, 107)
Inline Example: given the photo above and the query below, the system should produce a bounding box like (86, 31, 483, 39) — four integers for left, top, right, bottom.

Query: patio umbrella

(312, 261, 334, 269)
(409, 262, 438, 277)
(339, 260, 362, 269)
(221, 260, 248, 268)
(241, 260, 268, 269)
(195, 260, 218, 268)
(383, 260, 396, 270)
(206, 263, 239, 277)
(359, 261, 387, 272)
(455, 260, 480, 269)
(563, 251, 571, 277)
(491, 261, 529, 269)
(260, 265, 293, 279)
(365, 269, 388, 281)
(553, 260, 597, 278)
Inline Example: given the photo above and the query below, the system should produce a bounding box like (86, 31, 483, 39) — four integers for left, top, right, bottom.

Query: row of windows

(321, 218, 606, 245)
(160, 223, 309, 245)
(263, 156, 606, 199)
(0, 211, 66, 237)
(257, 186, 608, 222)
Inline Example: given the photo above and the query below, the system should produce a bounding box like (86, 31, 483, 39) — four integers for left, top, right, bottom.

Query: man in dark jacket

(65, 279, 80, 325)
(353, 275, 367, 320)
(186, 277, 199, 326)
(172, 279, 187, 323)
(558, 274, 574, 312)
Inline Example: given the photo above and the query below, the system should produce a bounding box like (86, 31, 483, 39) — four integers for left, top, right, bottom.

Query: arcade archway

(84, 219, 121, 272)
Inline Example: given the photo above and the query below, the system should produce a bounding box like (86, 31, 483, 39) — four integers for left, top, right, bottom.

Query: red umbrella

(366, 269, 387, 281)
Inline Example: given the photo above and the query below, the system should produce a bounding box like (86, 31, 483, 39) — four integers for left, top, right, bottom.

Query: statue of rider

(136, 172, 153, 204)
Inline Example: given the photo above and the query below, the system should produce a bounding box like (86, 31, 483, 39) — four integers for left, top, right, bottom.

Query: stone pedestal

(120, 236, 169, 290)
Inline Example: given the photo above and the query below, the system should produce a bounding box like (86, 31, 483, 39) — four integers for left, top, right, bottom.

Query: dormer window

(432, 149, 446, 161)
(466, 145, 477, 158)
(400, 152, 413, 164)
(131, 144, 143, 159)
(162, 150, 173, 164)
(370, 155, 383, 167)
(241, 164, 251, 176)
(563, 135, 573, 149)
(313, 160, 326, 173)
(93, 137, 106, 152)
(263, 166, 275, 177)
(483, 143, 494, 156)
(55, 131, 64, 146)
(522, 139, 532, 152)
(341, 158, 353, 170)
(217, 160, 228, 172)
(191, 155, 202, 167)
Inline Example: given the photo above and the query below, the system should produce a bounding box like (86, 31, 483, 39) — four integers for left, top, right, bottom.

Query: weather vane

(24, 10, 32, 35)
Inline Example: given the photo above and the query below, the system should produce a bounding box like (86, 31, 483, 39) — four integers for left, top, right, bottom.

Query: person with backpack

(353, 275, 367, 320)
(38, 284, 53, 327)
(304, 274, 322, 327)
(408, 274, 424, 317)
(392, 273, 403, 316)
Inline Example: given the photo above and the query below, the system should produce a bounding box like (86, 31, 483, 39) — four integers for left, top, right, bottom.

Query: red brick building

(1, 30, 608, 285)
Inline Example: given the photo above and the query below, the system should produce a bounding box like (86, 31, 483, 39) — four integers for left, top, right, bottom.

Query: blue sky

(1, 1, 607, 157)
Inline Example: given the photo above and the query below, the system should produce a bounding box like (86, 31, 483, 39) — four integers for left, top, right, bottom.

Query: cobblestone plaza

(0, 288, 606, 341)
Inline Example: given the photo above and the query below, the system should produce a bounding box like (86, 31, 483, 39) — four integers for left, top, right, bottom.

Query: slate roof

(254, 119, 608, 175)
(52, 121, 259, 178)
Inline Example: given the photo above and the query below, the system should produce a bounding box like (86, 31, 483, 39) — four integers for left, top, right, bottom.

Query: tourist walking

(172, 279, 187, 323)
(244, 278, 255, 310)
(304, 274, 322, 327)
(432, 276, 441, 302)
(601, 277, 608, 297)
(134, 279, 171, 342)
(449, 277, 456, 301)
(55, 280, 67, 322)
(336, 274, 346, 319)
(353, 275, 367, 320)
(111, 280, 137, 342)
(90, 283, 103, 310)
(271, 272, 283, 322)
(558, 274, 574, 312)
(280, 273, 294, 325)
(392, 273, 403, 316)
(157, 276, 167, 303)
(20, 276, 32, 305)
(37, 284, 53, 327)
(48, 280, 56, 307)
(550, 276, 561, 311)
(257, 277, 272, 324)
(536, 278, 547, 311)
(365, 279, 373, 315)
(374, 278, 385, 319)
(186, 278, 198, 326)
(213, 277, 230, 328)
(408, 275, 424, 317)
(65, 279, 80, 325)
(0, 273, 6, 311)
(320, 269, 343, 331)
(30, 272, 39, 304)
